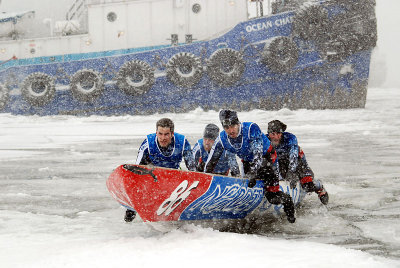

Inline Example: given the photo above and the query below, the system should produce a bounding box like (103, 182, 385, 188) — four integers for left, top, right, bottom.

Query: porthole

(107, 12, 117, 22)
(192, 3, 201, 14)
(30, 48, 36, 54)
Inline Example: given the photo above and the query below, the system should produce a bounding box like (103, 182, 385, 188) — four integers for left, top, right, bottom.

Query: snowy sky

(372, 0, 400, 88)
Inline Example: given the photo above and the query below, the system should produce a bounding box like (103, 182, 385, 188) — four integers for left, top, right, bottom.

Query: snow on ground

(0, 87, 399, 267)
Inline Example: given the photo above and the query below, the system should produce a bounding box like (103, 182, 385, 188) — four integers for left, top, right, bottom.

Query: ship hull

(0, 2, 376, 115)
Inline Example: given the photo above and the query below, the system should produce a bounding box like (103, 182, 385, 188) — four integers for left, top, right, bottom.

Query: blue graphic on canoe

(180, 176, 305, 220)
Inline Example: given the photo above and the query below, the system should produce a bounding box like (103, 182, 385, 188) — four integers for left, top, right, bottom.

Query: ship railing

(86, 0, 135, 5)
(66, 0, 86, 21)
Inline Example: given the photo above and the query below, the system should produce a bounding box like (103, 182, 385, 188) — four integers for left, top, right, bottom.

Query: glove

(286, 170, 298, 189)
(248, 178, 257, 188)
(247, 173, 257, 188)
(301, 181, 315, 192)
(196, 161, 205, 172)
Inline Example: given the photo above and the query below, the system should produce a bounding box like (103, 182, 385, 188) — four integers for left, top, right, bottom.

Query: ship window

(30, 48, 36, 54)
(107, 12, 117, 22)
(192, 3, 201, 14)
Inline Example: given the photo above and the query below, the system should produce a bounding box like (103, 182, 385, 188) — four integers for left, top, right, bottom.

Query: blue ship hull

(0, 1, 377, 116)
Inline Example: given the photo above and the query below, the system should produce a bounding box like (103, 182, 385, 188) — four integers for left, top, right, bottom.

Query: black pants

(242, 154, 279, 189)
(243, 155, 295, 219)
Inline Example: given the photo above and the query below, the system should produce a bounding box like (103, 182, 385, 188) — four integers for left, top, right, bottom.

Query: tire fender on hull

(116, 60, 155, 96)
(0, 83, 9, 110)
(166, 52, 203, 88)
(292, 3, 330, 43)
(207, 48, 245, 87)
(21, 72, 55, 107)
(70, 69, 104, 102)
(261, 36, 299, 73)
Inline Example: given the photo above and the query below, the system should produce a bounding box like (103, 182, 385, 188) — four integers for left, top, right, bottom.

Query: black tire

(334, 0, 376, 13)
(21, 72, 55, 107)
(70, 69, 104, 102)
(292, 3, 330, 43)
(261, 36, 299, 73)
(353, 18, 377, 50)
(318, 34, 353, 62)
(207, 48, 245, 87)
(166, 52, 203, 88)
(116, 60, 154, 96)
(324, 7, 377, 59)
(0, 83, 9, 110)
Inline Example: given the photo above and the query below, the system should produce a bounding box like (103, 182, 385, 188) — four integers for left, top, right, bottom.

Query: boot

(281, 192, 296, 223)
(310, 179, 329, 205)
(265, 191, 296, 223)
(124, 209, 136, 222)
(316, 186, 329, 205)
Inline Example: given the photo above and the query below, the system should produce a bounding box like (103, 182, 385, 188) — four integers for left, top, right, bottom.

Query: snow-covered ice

(0, 86, 399, 267)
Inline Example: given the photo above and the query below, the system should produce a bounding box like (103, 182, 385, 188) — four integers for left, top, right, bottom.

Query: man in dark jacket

(203, 110, 296, 223)
(267, 120, 329, 205)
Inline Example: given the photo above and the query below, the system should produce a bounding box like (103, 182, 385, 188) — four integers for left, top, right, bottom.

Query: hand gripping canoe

(122, 164, 158, 182)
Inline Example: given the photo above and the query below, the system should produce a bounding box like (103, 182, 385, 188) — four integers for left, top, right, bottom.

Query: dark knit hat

(219, 109, 240, 127)
(203, 123, 220, 140)
(268, 120, 287, 133)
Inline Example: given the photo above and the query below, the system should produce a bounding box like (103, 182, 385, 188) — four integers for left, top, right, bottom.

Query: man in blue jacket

(125, 117, 196, 222)
(204, 110, 296, 223)
(193, 123, 240, 176)
(267, 120, 329, 205)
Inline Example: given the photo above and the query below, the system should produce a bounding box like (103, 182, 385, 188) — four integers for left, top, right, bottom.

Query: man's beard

(271, 140, 280, 146)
